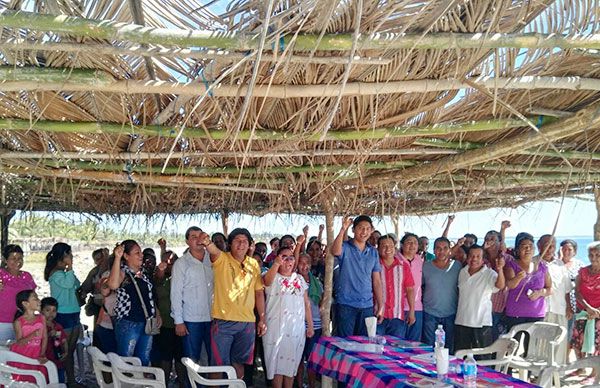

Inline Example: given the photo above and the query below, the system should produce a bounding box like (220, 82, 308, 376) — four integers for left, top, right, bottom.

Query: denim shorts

(56, 312, 81, 330)
(210, 319, 255, 365)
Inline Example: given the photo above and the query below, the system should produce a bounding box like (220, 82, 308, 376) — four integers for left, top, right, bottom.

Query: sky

(14, 194, 596, 240)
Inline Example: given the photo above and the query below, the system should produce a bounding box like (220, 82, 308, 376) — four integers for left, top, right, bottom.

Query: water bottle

(434, 324, 445, 348)
(463, 353, 477, 388)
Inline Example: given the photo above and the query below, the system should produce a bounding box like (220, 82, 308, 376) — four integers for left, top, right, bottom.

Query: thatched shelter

(0, 0, 599, 220)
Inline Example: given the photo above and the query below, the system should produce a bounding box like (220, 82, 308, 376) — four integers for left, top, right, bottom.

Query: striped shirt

(381, 257, 414, 320)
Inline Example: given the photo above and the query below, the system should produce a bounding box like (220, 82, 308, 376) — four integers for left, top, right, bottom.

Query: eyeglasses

(282, 256, 295, 261)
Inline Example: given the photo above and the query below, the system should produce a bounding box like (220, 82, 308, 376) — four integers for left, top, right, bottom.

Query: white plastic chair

(87, 346, 141, 388)
(181, 357, 246, 387)
(503, 321, 566, 383)
(0, 349, 65, 388)
(455, 337, 519, 373)
(106, 353, 165, 388)
(539, 356, 600, 388)
(0, 362, 44, 387)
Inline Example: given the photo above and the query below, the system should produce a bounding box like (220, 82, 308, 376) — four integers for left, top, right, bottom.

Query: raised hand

(342, 217, 353, 231)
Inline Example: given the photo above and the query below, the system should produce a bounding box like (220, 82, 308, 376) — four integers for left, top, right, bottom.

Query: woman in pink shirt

(0, 245, 37, 342)
(398, 233, 424, 341)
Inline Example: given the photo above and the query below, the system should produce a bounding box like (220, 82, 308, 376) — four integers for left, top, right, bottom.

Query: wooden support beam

(2, 10, 600, 51)
(2, 66, 600, 96)
(0, 40, 391, 65)
(0, 149, 457, 160)
(0, 116, 556, 142)
(0, 166, 284, 195)
(360, 101, 600, 186)
(0, 209, 15, 252)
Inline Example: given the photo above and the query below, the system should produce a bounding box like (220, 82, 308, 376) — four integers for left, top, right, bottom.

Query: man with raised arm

(331, 215, 384, 337)
(198, 228, 266, 380)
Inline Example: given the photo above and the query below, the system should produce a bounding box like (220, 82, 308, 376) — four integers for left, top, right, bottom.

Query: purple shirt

(0, 269, 37, 323)
(505, 259, 547, 318)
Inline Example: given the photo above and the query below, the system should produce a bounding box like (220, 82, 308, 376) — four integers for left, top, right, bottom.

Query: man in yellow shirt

(199, 228, 266, 380)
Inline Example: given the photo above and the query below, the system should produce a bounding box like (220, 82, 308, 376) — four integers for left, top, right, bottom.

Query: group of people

(1, 214, 600, 387)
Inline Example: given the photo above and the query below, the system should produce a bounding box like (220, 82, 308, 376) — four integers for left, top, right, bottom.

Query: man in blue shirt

(331, 215, 384, 337)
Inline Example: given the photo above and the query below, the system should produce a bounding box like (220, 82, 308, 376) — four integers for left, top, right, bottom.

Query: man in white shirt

(170, 226, 214, 364)
(537, 234, 571, 364)
(455, 245, 505, 353)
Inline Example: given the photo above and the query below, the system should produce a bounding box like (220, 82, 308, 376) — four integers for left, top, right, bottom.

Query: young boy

(41, 297, 68, 383)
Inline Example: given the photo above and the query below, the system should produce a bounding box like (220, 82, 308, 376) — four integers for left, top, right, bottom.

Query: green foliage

(9, 214, 184, 247)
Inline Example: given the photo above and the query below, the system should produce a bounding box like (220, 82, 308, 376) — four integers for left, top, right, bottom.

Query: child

(41, 297, 67, 383)
(10, 289, 48, 383)
(263, 247, 314, 388)
(296, 253, 323, 388)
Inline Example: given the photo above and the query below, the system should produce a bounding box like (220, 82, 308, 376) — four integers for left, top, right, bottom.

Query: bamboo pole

(42, 159, 415, 176)
(0, 41, 391, 65)
(360, 100, 600, 186)
(3, 70, 600, 96)
(416, 137, 600, 160)
(0, 149, 458, 160)
(0, 116, 556, 142)
(2, 10, 600, 51)
(0, 166, 284, 195)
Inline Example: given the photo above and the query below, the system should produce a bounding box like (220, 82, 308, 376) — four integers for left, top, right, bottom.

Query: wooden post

(320, 197, 335, 388)
(320, 198, 335, 336)
(0, 210, 15, 252)
(594, 185, 600, 241)
(221, 209, 229, 236)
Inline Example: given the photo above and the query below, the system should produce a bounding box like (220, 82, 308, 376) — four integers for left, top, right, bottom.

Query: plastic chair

(0, 362, 44, 387)
(455, 337, 519, 373)
(502, 321, 566, 383)
(538, 356, 600, 388)
(0, 349, 65, 388)
(106, 353, 165, 388)
(87, 346, 141, 388)
(181, 357, 246, 387)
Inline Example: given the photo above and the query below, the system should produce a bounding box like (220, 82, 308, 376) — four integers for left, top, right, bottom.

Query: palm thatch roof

(1, 0, 600, 217)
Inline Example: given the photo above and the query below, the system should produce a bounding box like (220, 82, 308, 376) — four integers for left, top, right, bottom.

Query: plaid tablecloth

(307, 336, 539, 387)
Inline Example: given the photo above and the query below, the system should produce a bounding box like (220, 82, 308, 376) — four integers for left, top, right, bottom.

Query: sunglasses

(282, 255, 295, 261)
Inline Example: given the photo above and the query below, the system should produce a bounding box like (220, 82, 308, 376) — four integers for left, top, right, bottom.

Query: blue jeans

(336, 304, 374, 337)
(422, 312, 456, 354)
(377, 318, 405, 337)
(492, 312, 507, 341)
(182, 321, 212, 362)
(403, 310, 423, 342)
(114, 319, 153, 366)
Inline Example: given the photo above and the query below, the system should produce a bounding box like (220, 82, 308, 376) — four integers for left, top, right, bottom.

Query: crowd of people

(1, 214, 600, 387)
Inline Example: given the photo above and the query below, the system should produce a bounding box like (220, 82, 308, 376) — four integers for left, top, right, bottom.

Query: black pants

(454, 325, 493, 358)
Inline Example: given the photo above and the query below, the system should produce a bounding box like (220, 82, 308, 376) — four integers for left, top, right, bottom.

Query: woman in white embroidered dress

(263, 246, 314, 388)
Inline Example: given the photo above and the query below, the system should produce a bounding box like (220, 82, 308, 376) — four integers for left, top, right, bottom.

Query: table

(308, 336, 539, 387)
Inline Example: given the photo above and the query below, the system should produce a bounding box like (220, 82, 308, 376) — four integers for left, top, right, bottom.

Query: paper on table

(410, 352, 457, 363)
(335, 340, 384, 353)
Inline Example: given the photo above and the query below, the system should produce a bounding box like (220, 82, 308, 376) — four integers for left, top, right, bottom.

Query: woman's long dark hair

(14, 289, 35, 321)
(44, 242, 72, 281)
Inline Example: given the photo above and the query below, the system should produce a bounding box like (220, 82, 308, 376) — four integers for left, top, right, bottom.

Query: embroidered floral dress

(263, 272, 308, 379)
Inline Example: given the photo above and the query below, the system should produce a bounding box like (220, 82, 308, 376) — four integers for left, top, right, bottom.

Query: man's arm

(372, 271, 384, 323)
(442, 215, 454, 238)
(255, 290, 267, 336)
(331, 217, 352, 257)
(199, 232, 223, 262)
(169, 260, 188, 336)
(494, 256, 506, 289)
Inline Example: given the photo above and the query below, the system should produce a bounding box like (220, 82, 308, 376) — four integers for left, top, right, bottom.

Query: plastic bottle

(434, 324, 445, 348)
(463, 353, 477, 388)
